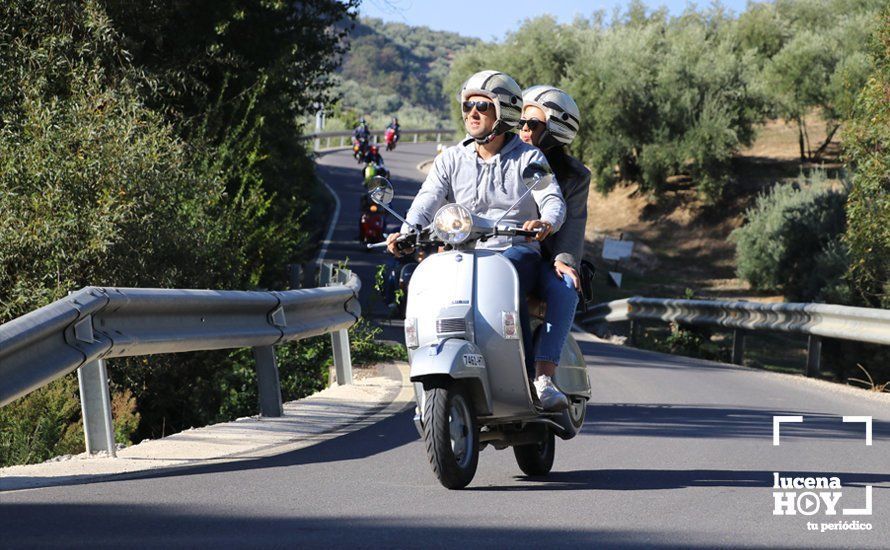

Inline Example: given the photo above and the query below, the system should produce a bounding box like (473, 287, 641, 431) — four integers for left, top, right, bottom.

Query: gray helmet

(459, 70, 523, 142)
(521, 85, 581, 147)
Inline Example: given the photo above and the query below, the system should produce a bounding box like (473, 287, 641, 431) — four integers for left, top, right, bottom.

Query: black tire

(513, 427, 555, 476)
(422, 383, 479, 489)
(568, 398, 587, 430)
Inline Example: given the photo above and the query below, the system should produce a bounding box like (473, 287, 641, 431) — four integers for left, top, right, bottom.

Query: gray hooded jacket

(402, 133, 565, 252)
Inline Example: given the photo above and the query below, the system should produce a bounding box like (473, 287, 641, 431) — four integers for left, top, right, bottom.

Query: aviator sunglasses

(461, 100, 494, 113)
(518, 118, 543, 131)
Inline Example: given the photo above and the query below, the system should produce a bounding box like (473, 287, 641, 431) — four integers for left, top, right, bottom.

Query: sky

(359, 0, 753, 41)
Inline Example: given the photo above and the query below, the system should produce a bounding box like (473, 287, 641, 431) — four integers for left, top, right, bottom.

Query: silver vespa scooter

(367, 166, 591, 489)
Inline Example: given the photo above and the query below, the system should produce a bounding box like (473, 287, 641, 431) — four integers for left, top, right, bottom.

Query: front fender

(410, 339, 492, 416)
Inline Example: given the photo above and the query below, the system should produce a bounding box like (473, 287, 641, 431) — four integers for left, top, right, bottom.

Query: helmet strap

(474, 120, 511, 144)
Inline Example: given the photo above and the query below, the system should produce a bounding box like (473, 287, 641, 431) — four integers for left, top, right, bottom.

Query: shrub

(217, 319, 406, 422)
(731, 172, 848, 301)
(842, 7, 890, 309)
(0, 376, 83, 466)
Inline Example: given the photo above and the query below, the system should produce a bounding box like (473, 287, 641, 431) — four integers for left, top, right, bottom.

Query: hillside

(331, 17, 480, 128)
(583, 116, 844, 303)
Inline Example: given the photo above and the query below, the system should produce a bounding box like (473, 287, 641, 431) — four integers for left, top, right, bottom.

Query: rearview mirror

(521, 162, 554, 191)
(367, 176, 394, 205)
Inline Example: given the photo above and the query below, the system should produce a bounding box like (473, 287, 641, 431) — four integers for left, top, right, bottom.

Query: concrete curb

(416, 158, 434, 175)
(0, 362, 414, 493)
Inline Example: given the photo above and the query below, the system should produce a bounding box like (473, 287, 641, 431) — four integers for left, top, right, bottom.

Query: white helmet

(459, 70, 523, 142)
(521, 85, 581, 147)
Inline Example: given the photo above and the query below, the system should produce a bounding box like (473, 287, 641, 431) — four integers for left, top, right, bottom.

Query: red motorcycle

(384, 128, 398, 151)
(359, 202, 386, 244)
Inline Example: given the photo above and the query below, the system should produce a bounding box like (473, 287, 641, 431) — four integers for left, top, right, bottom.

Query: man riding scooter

(386, 69, 569, 410)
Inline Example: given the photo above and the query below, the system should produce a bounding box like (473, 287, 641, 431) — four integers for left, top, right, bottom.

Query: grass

(625, 321, 833, 380)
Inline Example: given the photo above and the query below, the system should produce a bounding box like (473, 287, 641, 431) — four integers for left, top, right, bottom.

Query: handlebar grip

(512, 228, 539, 238)
(395, 238, 415, 252)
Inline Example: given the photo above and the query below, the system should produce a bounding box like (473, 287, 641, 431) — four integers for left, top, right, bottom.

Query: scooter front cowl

(410, 338, 492, 418)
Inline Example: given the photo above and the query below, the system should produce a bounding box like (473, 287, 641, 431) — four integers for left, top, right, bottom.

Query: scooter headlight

(433, 203, 473, 245)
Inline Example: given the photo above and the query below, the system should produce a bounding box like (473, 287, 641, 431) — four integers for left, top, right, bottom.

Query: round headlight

(433, 203, 473, 245)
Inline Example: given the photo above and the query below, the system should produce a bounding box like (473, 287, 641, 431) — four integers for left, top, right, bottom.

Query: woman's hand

(554, 260, 579, 290)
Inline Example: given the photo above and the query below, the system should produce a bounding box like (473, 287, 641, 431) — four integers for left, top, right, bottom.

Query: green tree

(0, 0, 358, 464)
(842, 7, 890, 308)
(756, 1, 879, 161)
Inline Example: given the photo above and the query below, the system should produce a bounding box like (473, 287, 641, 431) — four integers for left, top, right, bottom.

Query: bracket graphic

(772, 416, 803, 446)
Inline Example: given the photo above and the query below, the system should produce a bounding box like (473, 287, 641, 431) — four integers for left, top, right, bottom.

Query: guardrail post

(628, 320, 639, 346)
(413, 133, 419, 143)
(339, 136, 345, 147)
(314, 137, 320, 150)
(731, 329, 745, 365)
(321, 263, 353, 385)
(326, 136, 332, 148)
(77, 358, 116, 456)
(806, 335, 822, 377)
(331, 329, 354, 386)
(435, 132, 441, 143)
(252, 346, 283, 417)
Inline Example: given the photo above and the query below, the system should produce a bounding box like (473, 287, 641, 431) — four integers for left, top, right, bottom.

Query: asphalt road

(314, 142, 437, 339)
(3, 144, 888, 549)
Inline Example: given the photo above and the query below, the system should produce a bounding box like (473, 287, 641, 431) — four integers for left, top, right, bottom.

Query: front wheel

(513, 427, 555, 476)
(422, 383, 479, 489)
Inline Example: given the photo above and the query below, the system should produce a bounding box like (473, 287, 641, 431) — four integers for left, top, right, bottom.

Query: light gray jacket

(402, 134, 566, 251)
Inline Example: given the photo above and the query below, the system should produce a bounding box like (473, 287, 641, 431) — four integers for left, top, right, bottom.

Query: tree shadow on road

(470, 468, 890, 492)
(1, 409, 420, 491)
(1, 503, 678, 549)
(580, 403, 890, 441)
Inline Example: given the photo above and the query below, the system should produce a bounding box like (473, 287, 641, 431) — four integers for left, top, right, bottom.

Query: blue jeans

(501, 245, 541, 376)
(532, 263, 579, 375)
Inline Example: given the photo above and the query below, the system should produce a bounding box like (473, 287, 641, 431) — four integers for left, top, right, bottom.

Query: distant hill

(331, 17, 481, 128)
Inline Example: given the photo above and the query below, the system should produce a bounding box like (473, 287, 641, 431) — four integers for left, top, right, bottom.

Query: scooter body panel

(408, 338, 492, 416)
(471, 250, 538, 420)
(405, 249, 537, 421)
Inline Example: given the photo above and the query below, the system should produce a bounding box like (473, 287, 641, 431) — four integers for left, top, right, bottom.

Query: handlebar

(496, 226, 543, 239)
(365, 224, 543, 251)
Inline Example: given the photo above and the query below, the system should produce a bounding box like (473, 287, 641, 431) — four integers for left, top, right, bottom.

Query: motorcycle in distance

(380, 244, 435, 317)
(358, 164, 390, 244)
(353, 136, 370, 163)
(358, 200, 386, 245)
(384, 127, 399, 151)
(365, 169, 591, 489)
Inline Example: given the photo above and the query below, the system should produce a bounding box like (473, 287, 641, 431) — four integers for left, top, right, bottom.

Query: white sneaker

(534, 375, 569, 411)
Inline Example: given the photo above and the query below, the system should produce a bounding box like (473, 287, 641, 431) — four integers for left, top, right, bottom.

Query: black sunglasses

(462, 100, 494, 113)
(518, 118, 543, 130)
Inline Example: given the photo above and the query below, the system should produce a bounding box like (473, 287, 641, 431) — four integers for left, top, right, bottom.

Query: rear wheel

(513, 427, 555, 476)
(422, 383, 479, 489)
(568, 398, 587, 430)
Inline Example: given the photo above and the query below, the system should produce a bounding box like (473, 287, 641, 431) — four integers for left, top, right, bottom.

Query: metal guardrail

(581, 297, 890, 376)
(301, 128, 458, 150)
(0, 266, 361, 454)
